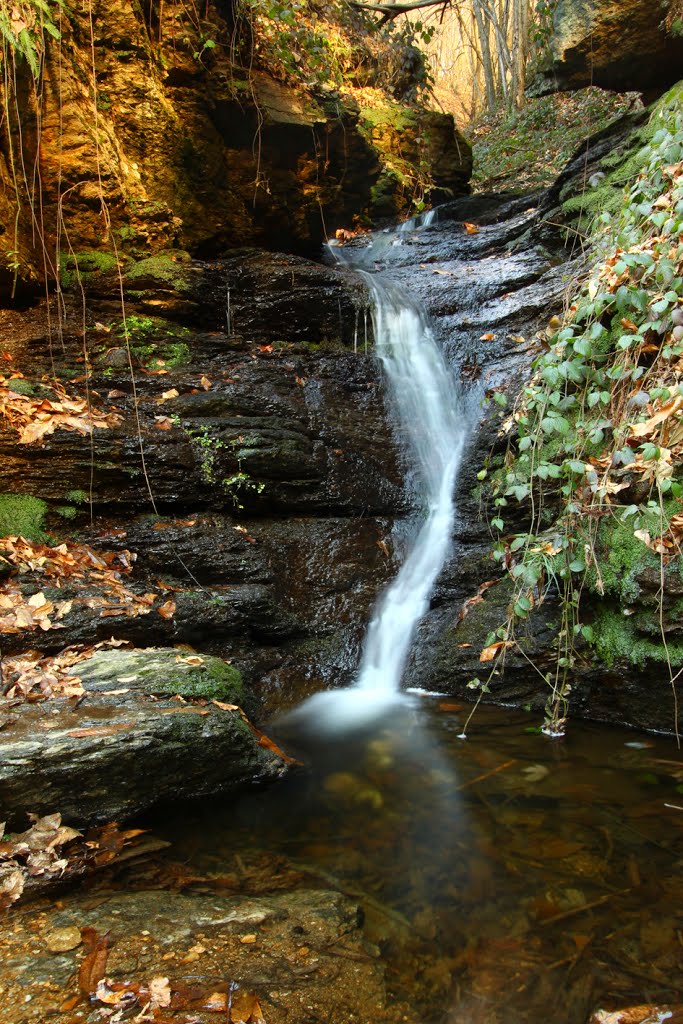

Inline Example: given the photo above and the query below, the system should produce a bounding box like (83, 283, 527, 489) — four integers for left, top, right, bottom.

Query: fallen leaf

(229, 989, 266, 1023)
(479, 640, 513, 662)
(630, 396, 683, 437)
(200, 376, 212, 391)
(156, 388, 179, 405)
(479, 332, 496, 342)
(157, 600, 176, 619)
(149, 976, 172, 1008)
(464, 222, 479, 234)
(78, 930, 109, 995)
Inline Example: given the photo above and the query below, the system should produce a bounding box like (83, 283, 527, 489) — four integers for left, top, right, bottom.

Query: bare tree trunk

(472, 0, 496, 113)
(511, 0, 528, 109)
(478, 0, 512, 106)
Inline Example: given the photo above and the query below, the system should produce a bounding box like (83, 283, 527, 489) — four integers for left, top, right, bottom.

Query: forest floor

(468, 87, 641, 192)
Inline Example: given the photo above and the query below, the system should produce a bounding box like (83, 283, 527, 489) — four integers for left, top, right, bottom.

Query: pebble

(44, 927, 82, 953)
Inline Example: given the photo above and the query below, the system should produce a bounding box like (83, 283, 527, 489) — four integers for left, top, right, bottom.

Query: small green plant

(193, 35, 216, 62)
(222, 471, 266, 510)
(188, 425, 226, 484)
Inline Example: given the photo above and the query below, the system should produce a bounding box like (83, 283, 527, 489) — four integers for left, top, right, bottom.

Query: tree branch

(349, 0, 452, 18)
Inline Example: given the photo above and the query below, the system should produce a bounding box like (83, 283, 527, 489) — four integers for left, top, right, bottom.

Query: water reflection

(154, 702, 683, 1023)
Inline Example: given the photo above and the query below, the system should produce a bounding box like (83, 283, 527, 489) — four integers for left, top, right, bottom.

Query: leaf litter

(0, 373, 121, 444)
(0, 813, 155, 909)
(0, 534, 173, 641)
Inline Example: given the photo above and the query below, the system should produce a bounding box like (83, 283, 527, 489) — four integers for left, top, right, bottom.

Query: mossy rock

(592, 603, 683, 668)
(124, 254, 195, 295)
(76, 648, 244, 702)
(61, 250, 121, 289)
(0, 493, 48, 542)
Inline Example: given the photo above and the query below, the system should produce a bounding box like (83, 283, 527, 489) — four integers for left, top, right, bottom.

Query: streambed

(3, 701, 682, 1024)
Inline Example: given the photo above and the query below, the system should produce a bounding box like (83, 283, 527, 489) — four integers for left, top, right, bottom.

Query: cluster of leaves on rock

(0, 535, 176, 639)
(480, 83, 683, 735)
(0, 373, 122, 444)
(0, 813, 146, 908)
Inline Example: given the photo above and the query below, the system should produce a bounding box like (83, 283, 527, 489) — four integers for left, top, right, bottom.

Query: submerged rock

(0, 648, 288, 827)
(0, 888, 399, 1024)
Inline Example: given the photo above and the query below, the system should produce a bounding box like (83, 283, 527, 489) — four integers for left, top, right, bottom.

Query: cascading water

(281, 223, 466, 734)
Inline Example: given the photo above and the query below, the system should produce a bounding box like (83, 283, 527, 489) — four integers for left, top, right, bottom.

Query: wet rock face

(0, 648, 288, 826)
(538, 0, 683, 94)
(0, 252, 402, 717)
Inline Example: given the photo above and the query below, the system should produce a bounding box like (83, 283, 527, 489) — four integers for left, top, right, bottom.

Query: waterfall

(354, 273, 463, 695)
(280, 226, 466, 735)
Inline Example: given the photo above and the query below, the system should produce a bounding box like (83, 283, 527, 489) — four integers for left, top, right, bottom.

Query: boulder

(0, 648, 289, 827)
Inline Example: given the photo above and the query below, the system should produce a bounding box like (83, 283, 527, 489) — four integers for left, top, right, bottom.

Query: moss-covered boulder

(0, 647, 288, 826)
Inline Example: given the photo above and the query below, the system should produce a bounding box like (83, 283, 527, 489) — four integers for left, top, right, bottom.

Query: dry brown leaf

(464, 221, 480, 234)
(630, 396, 683, 437)
(157, 388, 179, 405)
(149, 976, 172, 1008)
(78, 930, 109, 995)
(200, 376, 212, 391)
(479, 640, 514, 663)
(157, 600, 176, 619)
(229, 989, 266, 1023)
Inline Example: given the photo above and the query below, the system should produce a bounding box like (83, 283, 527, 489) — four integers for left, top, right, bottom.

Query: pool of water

(147, 699, 683, 1023)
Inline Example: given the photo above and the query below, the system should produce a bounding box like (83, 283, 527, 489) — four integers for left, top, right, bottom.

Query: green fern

(0, 0, 63, 79)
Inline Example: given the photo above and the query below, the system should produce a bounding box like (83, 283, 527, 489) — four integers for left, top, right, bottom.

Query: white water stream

(282, 225, 466, 734)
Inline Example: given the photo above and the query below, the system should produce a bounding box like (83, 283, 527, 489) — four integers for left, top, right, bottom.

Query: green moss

(5, 378, 34, 396)
(593, 605, 683, 668)
(55, 505, 78, 520)
(125, 255, 193, 293)
(585, 500, 682, 604)
(156, 659, 244, 701)
(586, 515, 659, 603)
(0, 493, 48, 542)
(66, 489, 89, 504)
(360, 103, 417, 132)
(67, 250, 119, 275)
(60, 249, 120, 290)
